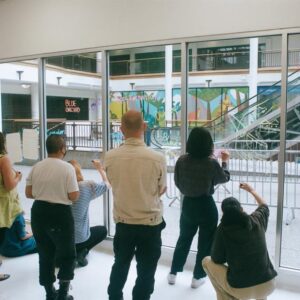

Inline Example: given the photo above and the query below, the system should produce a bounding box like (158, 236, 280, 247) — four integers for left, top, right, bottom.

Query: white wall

(0, 0, 299, 60)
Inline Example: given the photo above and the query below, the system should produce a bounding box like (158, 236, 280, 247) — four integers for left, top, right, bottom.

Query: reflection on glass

(0, 59, 39, 219)
(280, 33, 300, 270)
(45, 52, 104, 226)
(187, 36, 281, 257)
(108, 45, 182, 247)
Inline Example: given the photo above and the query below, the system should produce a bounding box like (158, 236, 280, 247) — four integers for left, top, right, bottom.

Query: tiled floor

(0, 243, 299, 300)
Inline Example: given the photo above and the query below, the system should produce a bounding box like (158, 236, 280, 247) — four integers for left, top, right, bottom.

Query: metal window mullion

(180, 42, 188, 154)
(38, 58, 47, 160)
(101, 50, 111, 232)
(180, 42, 188, 210)
(275, 33, 288, 270)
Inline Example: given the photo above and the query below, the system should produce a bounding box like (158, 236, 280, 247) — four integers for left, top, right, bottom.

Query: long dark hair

(186, 127, 213, 159)
(221, 197, 249, 227)
(0, 132, 7, 155)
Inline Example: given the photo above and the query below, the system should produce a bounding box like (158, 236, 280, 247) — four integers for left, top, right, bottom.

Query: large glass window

(107, 44, 182, 247)
(186, 36, 282, 258)
(45, 52, 104, 227)
(0, 59, 39, 219)
(280, 33, 300, 270)
(1, 30, 300, 280)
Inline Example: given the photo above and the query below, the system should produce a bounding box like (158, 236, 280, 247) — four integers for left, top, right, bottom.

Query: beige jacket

(104, 138, 167, 225)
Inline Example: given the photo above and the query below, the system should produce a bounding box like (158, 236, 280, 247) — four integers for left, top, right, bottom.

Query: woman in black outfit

(168, 127, 230, 288)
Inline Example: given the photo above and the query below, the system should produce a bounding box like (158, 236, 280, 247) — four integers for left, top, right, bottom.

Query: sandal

(0, 274, 10, 281)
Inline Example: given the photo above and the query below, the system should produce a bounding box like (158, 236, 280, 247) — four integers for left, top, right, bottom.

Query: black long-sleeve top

(211, 205, 277, 288)
(174, 154, 230, 197)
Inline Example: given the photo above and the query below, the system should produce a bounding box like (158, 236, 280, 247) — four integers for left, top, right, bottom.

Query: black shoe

(0, 274, 10, 281)
(76, 248, 89, 267)
(57, 280, 73, 300)
(44, 284, 57, 300)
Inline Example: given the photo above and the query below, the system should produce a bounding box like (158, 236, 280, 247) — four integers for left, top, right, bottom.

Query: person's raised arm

(214, 150, 230, 185)
(239, 183, 266, 206)
(92, 159, 111, 189)
(0, 156, 22, 191)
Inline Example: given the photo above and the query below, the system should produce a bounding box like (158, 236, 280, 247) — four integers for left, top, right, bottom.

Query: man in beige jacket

(105, 110, 167, 300)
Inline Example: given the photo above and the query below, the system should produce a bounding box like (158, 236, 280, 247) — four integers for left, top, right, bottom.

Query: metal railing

(164, 140, 300, 224)
(43, 49, 300, 75)
(109, 50, 300, 75)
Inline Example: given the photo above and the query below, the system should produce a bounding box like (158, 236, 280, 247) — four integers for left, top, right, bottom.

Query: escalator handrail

(204, 69, 300, 128)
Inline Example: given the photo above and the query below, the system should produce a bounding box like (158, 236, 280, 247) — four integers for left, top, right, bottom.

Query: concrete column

(96, 92, 102, 121)
(96, 52, 102, 74)
(96, 53, 103, 122)
(191, 44, 198, 71)
(31, 83, 39, 120)
(249, 38, 259, 105)
(165, 45, 173, 125)
(130, 50, 135, 75)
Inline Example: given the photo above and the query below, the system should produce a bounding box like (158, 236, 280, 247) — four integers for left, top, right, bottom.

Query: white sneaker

(191, 277, 205, 289)
(167, 273, 177, 285)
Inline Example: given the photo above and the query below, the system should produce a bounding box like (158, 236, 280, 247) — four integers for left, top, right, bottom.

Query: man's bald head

(121, 110, 145, 138)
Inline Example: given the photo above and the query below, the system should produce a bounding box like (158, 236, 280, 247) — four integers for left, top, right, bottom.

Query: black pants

(76, 225, 107, 254)
(170, 195, 218, 279)
(108, 221, 165, 300)
(31, 201, 76, 286)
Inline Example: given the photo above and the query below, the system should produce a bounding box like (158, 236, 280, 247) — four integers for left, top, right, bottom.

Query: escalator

(204, 69, 300, 150)
(150, 69, 300, 150)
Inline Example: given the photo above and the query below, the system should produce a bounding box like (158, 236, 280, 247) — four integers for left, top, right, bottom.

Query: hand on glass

(239, 183, 254, 193)
(92, 159, 103, 171)
(221, 150, 230, 162)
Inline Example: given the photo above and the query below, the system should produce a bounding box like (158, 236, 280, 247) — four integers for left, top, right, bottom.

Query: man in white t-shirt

(26, 134, 79, 300)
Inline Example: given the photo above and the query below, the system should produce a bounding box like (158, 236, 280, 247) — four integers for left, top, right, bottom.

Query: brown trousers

(202, 256, 276, 300)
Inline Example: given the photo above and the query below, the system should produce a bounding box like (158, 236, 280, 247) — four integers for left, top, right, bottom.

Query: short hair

(0, 132, 7, 155)
(186, 127, 213, 159)
(46, 134, 66, 154)
(121, 110, 143, 132)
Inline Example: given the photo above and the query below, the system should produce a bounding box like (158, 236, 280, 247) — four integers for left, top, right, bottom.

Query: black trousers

(108, 221, 165, 300)
(31, 201, 76, 286)
(76, 225, 107, 254)
(170, 195, 218, 279)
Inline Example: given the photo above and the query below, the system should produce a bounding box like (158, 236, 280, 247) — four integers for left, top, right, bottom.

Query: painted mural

(172, 87, 249, 123)
(110, 90, 165, 128)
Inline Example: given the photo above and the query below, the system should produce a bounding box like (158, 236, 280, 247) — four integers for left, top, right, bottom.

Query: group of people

(0, 133, 109, 298)
(0, 109, 277, 300)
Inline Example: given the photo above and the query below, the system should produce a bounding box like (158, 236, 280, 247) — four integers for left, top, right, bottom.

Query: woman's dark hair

(46, 134, 66, 154)
(0, 132, 7, 155)
(221, 197, 249, 227)
(186, 127, 213, 159)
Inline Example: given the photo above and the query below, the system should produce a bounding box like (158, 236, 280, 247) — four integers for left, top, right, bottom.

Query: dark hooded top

(211, 204, 277, 288)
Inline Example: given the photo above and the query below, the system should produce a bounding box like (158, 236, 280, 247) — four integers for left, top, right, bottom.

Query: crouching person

(202, 183, 277, 300)
(68, 159, 109, 267)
